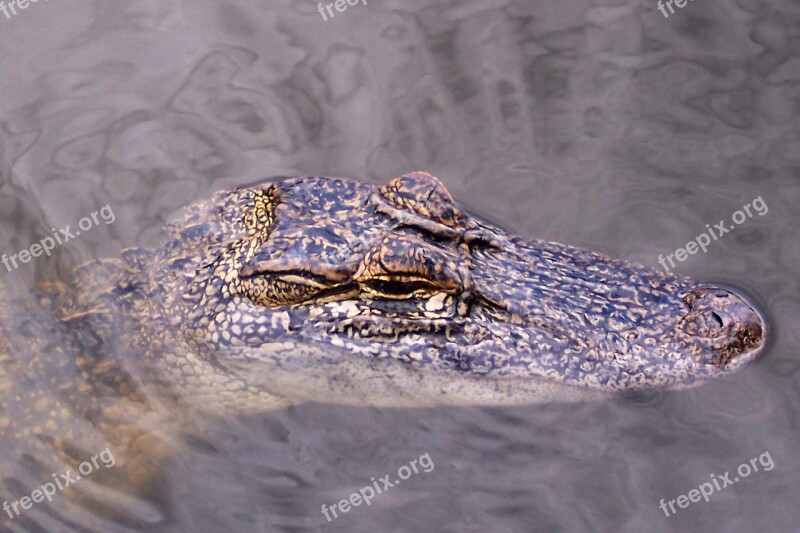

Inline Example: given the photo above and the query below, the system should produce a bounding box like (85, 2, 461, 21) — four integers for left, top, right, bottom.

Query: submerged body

(0, 172, 764, 526)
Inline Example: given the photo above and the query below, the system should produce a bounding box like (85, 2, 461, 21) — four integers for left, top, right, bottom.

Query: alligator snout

(677, 288, 764, 366)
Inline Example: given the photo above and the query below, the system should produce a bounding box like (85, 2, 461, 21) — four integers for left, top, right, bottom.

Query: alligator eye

(239, 272, 360, 307)
(238, 275, 324, 306)
(361, 278, 441, 300)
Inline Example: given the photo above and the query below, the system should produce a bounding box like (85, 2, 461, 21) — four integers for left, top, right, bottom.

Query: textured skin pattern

(0, 172, 764, 527)
(178, 171, 763, 395)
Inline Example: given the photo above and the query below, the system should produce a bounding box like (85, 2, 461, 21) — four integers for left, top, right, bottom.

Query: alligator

(0, 172, 764, 528)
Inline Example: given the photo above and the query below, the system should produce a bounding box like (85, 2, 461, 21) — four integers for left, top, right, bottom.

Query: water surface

(0, 0, 798, 531)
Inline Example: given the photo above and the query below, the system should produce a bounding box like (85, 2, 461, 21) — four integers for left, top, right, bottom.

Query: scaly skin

(0, 172, 764, 528)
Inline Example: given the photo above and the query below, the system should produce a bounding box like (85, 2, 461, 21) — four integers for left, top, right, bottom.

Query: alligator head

(162, 172, 764, 406)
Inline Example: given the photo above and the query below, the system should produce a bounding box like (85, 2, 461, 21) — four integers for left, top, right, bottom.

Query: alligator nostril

(711, 311, 724, 328)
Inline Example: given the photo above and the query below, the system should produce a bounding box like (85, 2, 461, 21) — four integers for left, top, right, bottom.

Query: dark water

(1, 0, 798, 531)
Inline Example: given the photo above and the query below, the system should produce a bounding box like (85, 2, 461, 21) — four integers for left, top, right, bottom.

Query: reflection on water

(0, 0, 798, 531)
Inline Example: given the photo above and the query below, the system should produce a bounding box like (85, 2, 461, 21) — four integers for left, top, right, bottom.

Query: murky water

(1, 0, 798, 531)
